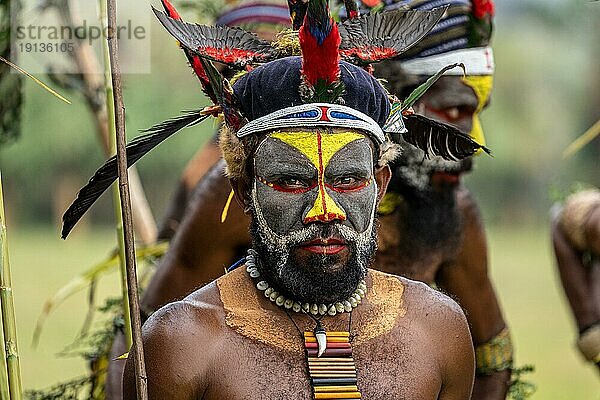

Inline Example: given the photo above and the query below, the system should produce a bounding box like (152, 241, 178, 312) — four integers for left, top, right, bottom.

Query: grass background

(6, 223, 599, 398)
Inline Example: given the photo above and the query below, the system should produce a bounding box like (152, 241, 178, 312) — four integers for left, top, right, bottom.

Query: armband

(475, 327, 514, 375)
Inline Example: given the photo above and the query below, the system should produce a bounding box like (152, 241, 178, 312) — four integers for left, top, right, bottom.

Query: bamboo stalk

(98, 0, 133, 350)
(0, 173, 23, 399)
(105, 0, 147, 397)
(0, 290, 9, 400)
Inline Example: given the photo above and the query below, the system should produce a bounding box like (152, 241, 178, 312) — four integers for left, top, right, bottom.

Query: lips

(300, 237, 348, 255)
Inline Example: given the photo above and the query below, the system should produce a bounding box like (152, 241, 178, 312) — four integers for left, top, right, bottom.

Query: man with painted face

(130, 1, 512, 399)
(120, 1, 479, 397)
(124, 54, 476, 399)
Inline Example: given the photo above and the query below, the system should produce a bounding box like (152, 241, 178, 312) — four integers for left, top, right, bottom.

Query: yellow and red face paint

(462, 74, 493, 153)
(266, 130, 368, 223)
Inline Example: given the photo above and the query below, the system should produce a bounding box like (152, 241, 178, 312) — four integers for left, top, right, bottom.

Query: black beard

(391, 176, 463, 260)
(249, 209, 377, 305)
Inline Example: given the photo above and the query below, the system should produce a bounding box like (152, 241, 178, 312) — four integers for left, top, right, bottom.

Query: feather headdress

(61, 0, 489, 238)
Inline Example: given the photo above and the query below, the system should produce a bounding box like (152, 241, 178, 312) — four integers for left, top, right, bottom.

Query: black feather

(61, 111, 209, 239)
(398, 114, 491, 161)
(337, 7, 447, 64)
(153, 7, 275, 68)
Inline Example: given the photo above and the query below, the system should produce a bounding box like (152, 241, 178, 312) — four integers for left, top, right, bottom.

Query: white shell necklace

(244, 248, 367, 317)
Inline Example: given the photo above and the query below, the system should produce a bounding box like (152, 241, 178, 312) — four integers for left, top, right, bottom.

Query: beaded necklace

(245, 248, 364, 399)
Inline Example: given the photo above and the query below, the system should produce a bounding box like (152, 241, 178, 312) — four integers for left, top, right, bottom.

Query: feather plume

(400, 114, 490, 161)
(61, 112, 209, 238)
(160, 0, 218, 104)
(338, 7, 446, 65)
(153, 8, 275, 69)
(298, 0, 343, 102)
(287, 0, 309, 30)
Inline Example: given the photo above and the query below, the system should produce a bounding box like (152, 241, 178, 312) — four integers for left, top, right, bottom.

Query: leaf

(0, 55, 71, 104)
(562, 119, 600, 159)
(401, 63, 466, 111)
(32, 242, 168, 347)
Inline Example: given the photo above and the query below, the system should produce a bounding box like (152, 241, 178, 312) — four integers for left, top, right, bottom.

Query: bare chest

(202, 334, 441, 400)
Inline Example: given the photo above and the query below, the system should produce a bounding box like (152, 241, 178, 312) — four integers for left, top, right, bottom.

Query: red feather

(160, 0, 216, 104)
(161, 0, 181, 20)
(472, 0, 495, 19)
(339, 46, 398, 61)
(299, 22, 340, 85)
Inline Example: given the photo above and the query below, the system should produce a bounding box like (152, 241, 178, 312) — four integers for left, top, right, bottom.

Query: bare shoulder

(123, 282, 226, 399)
(401, 278, 475, 397)
(401, 277, 470, 332)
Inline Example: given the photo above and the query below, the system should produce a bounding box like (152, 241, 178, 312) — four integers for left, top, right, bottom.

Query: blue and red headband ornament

(60, 0, 490, 238)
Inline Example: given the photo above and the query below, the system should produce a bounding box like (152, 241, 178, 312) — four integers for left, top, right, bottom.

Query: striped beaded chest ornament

(245, 249, 366, 399)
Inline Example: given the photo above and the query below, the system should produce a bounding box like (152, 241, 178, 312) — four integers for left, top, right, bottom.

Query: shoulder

(401, 278, 475, 391)
(402, 277, 469, 331)
(124, 282, 226, 398)
(402, 278, 473, 366)
(369, 270, 470, 336)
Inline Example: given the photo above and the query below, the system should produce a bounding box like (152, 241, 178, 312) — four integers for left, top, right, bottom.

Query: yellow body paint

(270, 130, 364, 223)
(462, 75, 493, 153)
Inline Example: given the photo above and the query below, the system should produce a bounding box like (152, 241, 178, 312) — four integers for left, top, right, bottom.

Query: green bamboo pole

(0, 278, 8, 400)
(99, 0, 133, 350)
(0, 173, 23, 399)
(0, 298, 9, 400)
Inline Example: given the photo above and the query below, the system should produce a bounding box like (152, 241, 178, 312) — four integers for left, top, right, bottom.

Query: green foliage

(57, 297, 121, 362)
(508, 365, 536, 400)
(25, 375, 95, 400)
(402, 63, 465, 112)
(24, 296, 121, 400)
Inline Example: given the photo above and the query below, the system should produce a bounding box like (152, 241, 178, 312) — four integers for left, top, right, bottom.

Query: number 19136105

(19, 42, 74, 53)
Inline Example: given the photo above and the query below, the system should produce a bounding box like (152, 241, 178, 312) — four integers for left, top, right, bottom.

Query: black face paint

(249, 129, 379, 304)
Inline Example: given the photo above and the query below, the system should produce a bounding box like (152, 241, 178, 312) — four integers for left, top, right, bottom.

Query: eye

(440, 106, 476, 123)
(277, 177, 310, 189)
(331, 176, 367, 191)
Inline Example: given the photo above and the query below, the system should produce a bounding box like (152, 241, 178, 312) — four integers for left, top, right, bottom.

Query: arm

(552, 205, 600, 370)
(436, 187, 510, 400)
(123, 300, 218, 400)
(435, 293, 476, 400)
(109, 161, 251, 398)
(551, 210, 600, 332)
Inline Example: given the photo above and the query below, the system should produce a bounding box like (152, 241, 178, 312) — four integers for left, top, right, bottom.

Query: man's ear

(230, 178, 252, 213)
(374, 165, 391, 204)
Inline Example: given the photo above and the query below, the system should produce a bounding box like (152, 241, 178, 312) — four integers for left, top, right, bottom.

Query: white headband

(236, 103, 386, 145)
(401, 46, 494, 76)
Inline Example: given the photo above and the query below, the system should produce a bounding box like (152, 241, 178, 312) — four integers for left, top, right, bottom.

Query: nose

(303, 187, 346, 224)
